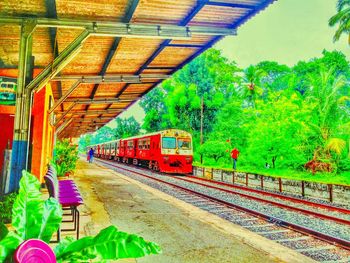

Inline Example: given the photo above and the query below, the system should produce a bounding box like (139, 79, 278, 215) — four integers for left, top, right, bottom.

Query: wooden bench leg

(62, 207, 75, 223)
(76, 208, 80, 240)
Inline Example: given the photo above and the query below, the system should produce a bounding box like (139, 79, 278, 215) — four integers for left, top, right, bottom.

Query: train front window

(178, 138, 191, 149)
(162, 137, 176, 149)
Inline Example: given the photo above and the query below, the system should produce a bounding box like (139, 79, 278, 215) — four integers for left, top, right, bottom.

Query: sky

(216, 0, 349, 68)
(106, 0, 349, 129)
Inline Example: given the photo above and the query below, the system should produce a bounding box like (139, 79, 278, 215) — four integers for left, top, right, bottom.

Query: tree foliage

(115, 117, 141, 138)
(329, 0, 350, 44)
(78, 117, 140, 149)
(139, 48, 350, 174)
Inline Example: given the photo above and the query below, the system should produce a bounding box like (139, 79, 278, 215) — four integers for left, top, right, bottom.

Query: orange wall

(0, 68, 42, 78)
(0, 69, 55, 182)
(31, 83, 55, 182)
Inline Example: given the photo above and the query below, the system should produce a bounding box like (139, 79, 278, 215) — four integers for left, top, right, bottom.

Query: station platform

(68, 158, 314, 263)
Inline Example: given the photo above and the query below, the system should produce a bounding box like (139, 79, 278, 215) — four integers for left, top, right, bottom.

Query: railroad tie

(257, 229, 290, 235)
(320, 258, 350, 263)
(246, 224, 274, 229)
(276, 236, 310, 242)
(296, 245, 335, 253)
(235, 217, 259, 222)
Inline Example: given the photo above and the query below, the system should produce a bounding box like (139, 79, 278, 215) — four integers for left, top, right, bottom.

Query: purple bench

(44, 166, 83, 240)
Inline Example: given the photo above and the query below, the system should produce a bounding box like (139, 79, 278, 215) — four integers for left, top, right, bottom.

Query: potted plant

(53, 139, 79, 177)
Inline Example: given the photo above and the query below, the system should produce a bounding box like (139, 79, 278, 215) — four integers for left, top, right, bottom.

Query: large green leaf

(38, 198, 63, 243)
(0, 231, 23, 262)
(11, 170, 44, 240)
(54, 236, 76, 261)
(0, 223, 8, 241)
(55, 225, 161, 262)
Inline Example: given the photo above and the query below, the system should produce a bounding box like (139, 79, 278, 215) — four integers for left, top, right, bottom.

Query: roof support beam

(204, 1, 256, 9)
(45, 0, 64, 110)
(71, 121, 108, 125)
(49, 80, 80, 113)
(27, 29, 90, 93)
(56, 117, 73, 135)
(146, 66, 176, 70)
(10, 21, 35, 191)
(52, 74, 169, 82)
(167, 43, 204, 48)
(64, 110, 122, 115)
(71, 117, 112, 122)
(64, 98, 132, 104)
(0, 17, 235, 39)
(54, 102, 77, 127)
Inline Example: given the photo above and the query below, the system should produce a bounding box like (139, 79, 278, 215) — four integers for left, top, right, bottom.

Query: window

(138, 138, 150, 150)
(162, 137, 176, 149)
(178, 138, 191, 149)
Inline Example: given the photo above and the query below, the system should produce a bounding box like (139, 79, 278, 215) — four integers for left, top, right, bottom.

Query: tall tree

(94, 126, 116, 143)
(140, 88, 170, 132)
(329, 0, 350, 45)
(245, 92, 314, 169)
(161, 48, 241, 135)
(238, 65, 265, 108)
(305, 68, 348, 163)
(115, 117, 140, 138)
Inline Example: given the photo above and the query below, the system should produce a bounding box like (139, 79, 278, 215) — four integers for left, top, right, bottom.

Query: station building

(0, 0, 274, 193)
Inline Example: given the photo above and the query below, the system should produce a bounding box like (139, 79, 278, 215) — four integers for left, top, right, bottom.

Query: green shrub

(0, 193, 17, 224)
(54, 139, 79, 176)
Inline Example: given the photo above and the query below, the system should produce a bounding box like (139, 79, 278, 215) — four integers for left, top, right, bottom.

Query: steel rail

(94, 158, 350, 250)
(186, 175, 350, 215)
(172, 176, 350, 226)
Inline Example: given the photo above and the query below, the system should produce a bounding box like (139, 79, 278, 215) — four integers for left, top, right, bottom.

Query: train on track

(87, 129, 193, 174)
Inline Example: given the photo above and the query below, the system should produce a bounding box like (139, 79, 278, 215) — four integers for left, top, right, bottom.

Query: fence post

(211, 168, 214, 180)
(221, 170, 223, 181)
(232, 171, 235, 185)
(202, 167, 205, 177)
(260, 175, 264, 189)
(245, 173, 248, 187)
(301, 181, 305, 197)
(278, 177, 282, 192)
(328, 184, 333, 202)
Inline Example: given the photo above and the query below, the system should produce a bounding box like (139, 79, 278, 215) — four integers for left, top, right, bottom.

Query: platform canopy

(0, 0, 274, 138)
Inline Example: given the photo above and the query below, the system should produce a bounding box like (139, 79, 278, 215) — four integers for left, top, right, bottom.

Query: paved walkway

(70, 159, 314, 263)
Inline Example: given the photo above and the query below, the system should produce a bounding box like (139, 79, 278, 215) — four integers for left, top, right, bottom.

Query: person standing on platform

(231, 147, 240, 170)
(89, 148, 94, 163)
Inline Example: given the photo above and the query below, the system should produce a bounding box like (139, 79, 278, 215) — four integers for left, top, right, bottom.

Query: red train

(88, 129, 193, 174)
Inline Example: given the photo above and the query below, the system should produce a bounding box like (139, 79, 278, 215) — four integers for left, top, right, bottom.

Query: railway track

(93, 158, 350, 262)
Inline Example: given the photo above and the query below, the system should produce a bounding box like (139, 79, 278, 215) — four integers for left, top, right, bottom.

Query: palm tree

(238, 66, 265, 108)
(329, 0, 350, 44)
(306, 68, 347, 164)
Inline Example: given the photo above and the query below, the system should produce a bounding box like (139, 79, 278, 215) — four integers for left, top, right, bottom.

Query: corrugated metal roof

(0, 0, 275, 137)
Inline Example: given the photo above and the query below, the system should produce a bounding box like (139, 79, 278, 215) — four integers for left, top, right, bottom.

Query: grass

(193, 160, 350, 186)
